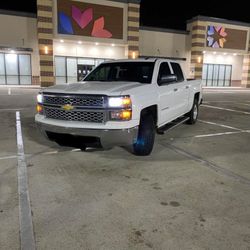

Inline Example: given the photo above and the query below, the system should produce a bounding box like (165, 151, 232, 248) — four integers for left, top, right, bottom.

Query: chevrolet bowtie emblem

(62, 104, 74, 111)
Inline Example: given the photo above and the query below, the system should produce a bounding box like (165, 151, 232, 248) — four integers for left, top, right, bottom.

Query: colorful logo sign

(207, 26, 227, 48)
(57, 0, 123, 39)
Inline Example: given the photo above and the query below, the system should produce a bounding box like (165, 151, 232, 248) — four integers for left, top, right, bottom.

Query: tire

(186, 99, 199, 124)
(133, 115, 155, 156)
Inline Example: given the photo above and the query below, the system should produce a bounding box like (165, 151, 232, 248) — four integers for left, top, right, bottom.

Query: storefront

(0, 1, 250, 88)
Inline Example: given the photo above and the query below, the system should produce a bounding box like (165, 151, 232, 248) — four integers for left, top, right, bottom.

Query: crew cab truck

(35, 59, 202, 156)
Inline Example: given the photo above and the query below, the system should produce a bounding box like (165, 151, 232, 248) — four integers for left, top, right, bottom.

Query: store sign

(57, 0, 123, 39)
(206, 25, 247, 50)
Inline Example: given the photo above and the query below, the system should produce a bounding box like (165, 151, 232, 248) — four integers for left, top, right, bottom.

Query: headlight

(37, 94, 43, 103)
(108, 96, 131, 108)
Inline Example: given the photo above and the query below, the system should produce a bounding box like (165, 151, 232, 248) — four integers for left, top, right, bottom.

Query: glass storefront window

(0, 54, 5, 85)
(0, 53, 31, 85)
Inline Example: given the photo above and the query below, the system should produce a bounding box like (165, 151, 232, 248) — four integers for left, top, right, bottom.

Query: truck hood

(42, 81, 143, 95)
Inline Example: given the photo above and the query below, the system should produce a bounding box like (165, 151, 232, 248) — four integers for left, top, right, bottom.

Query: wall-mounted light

(202, 51, 206, 54)
(233, 53, 237, 56)
(213, 51, 217, 55)
(132, 51, 136, 59)
(197, 56, 202, 63)
(223, 52, 227, 55)
(60, 39, 64, 43)
(95, 42, 99, 46)
(78, 41, 82, 44)
(10, 50, 15, 54)
(44, 46, 49, 55)
(111, 43, 115, 47)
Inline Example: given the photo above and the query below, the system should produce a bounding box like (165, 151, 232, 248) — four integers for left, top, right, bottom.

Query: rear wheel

(133, 115, 155, 156)
(186, 99, 199, 124)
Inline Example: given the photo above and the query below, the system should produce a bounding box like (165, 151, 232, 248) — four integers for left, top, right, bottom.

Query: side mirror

(158, 74, 177, 85)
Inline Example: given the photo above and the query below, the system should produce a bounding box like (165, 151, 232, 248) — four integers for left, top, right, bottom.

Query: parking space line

(198, 119, 242, 131)
(16, 111, 36, 250)
(0, 155, 17, 160)
(201, 104, 250, 115)
(194, 131, 245, 138)
(0, 108, 26, 112)
(164, 143, 250, 186)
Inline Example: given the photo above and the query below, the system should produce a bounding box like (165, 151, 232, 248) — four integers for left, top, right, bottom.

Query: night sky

(0, 0, 250, 31)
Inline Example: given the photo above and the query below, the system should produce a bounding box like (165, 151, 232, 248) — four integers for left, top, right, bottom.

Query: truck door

(170, 62, 189, 116)
(157, 62, 176, 126)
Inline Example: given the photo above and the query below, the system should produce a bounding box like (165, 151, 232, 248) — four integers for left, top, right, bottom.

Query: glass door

(202, 64, 232, 87)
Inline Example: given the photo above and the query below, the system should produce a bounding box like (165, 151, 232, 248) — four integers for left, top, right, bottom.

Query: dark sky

(0, 0, 250, 31)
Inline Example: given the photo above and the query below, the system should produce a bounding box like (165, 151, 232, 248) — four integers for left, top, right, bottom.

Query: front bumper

(36, 121, 138, 148)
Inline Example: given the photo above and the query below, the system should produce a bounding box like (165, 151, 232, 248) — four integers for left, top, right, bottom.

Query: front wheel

(186, 99, 199, 124)
(133, 115, 155, 156)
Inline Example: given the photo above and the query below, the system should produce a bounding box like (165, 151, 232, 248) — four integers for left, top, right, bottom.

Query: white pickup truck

(35, 58, 202, 155)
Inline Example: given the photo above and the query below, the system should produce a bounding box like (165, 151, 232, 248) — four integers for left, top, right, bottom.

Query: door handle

(174, 88, 178, 92)
(185, 85, 190, 89)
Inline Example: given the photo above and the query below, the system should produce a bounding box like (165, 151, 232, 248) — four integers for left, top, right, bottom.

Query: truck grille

(44, 107, 105, 123)
(43, 95, 105, 107)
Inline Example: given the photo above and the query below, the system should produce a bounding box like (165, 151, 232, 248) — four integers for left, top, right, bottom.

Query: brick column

(242, 40, 250, 88)
(190, 21, 206, 79)
(127, 2, 140, 59)
(37, 0, 54, 87)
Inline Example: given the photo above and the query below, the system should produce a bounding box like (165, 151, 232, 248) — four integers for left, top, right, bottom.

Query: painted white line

(71, 148, 81, 152)
(42, 150, 59, 155)
(195, 131, 242, 138)
(0, 155, 17, 160)
(194, 130, 250, 138)
(201, 104, 250, 115)
(16, 111, 36, 250)
(0, 108, 26, 112)
(198, 119, 242, 131)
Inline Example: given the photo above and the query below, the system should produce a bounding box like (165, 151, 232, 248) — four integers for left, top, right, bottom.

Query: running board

(157, 116, 189, 135)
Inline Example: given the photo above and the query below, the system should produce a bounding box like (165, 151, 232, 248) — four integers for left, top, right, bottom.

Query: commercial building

(0, 0, 250, 88)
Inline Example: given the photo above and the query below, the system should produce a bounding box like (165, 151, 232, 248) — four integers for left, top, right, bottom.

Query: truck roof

(104, 58, 180, 64)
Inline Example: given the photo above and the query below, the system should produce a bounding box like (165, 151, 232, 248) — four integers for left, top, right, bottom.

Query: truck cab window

(157, 62, 171, 85)
(170, 62, 184, 82)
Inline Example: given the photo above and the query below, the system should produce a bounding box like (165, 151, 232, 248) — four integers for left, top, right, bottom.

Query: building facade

(0, 1, 250, 88)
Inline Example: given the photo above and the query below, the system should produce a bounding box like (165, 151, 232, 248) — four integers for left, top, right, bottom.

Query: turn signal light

(36, 104, 43, 113)
(110, 110, 132, 121)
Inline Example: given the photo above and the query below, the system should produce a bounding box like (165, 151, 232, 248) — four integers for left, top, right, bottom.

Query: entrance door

(202, 64, 232, 87)
(77, 64, 94, 81)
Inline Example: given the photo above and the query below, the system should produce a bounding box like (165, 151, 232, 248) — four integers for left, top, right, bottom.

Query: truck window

(170, 62, 184, 82)
(157, 62, 171, 85)
(84, 62, 154, 84)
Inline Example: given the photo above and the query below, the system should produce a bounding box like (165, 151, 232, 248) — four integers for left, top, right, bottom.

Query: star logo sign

(207, 26, 227, 48)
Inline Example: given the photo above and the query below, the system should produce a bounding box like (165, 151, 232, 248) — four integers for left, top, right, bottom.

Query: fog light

(36, 104, 43, 114)
(110, 110, 132, 121)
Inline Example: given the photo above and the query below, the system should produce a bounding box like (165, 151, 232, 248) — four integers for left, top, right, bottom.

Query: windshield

(84, 62, 154, 84)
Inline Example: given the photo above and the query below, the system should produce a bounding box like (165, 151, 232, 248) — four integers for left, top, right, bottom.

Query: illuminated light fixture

(223, 52, 227, 55)
(36, 104, 43, 113)
(111, 43, 115, 47)
(78, 41, 82, 44)
(132, 51, 136, 59)
(44, 46, 49, 55)
(197, 56, 202, 63)
(213, 51, 217, 55)
(60, 39, 64, 43)
(10, 50, 15, 53)
(202, 51, 206, 54)
(95, 42, 99, 46)
(108, 96, 131, 108)
(233, 53, 237, 56)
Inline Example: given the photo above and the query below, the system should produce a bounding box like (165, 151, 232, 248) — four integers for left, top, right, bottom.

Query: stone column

(127, 2, 140, 59)
(37, 0, 54, 87)
(242, 54, 250, 88)
(190, 21, 206, 79)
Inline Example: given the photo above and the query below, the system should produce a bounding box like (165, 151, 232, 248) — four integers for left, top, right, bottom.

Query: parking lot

(1, 87, 250, 250)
